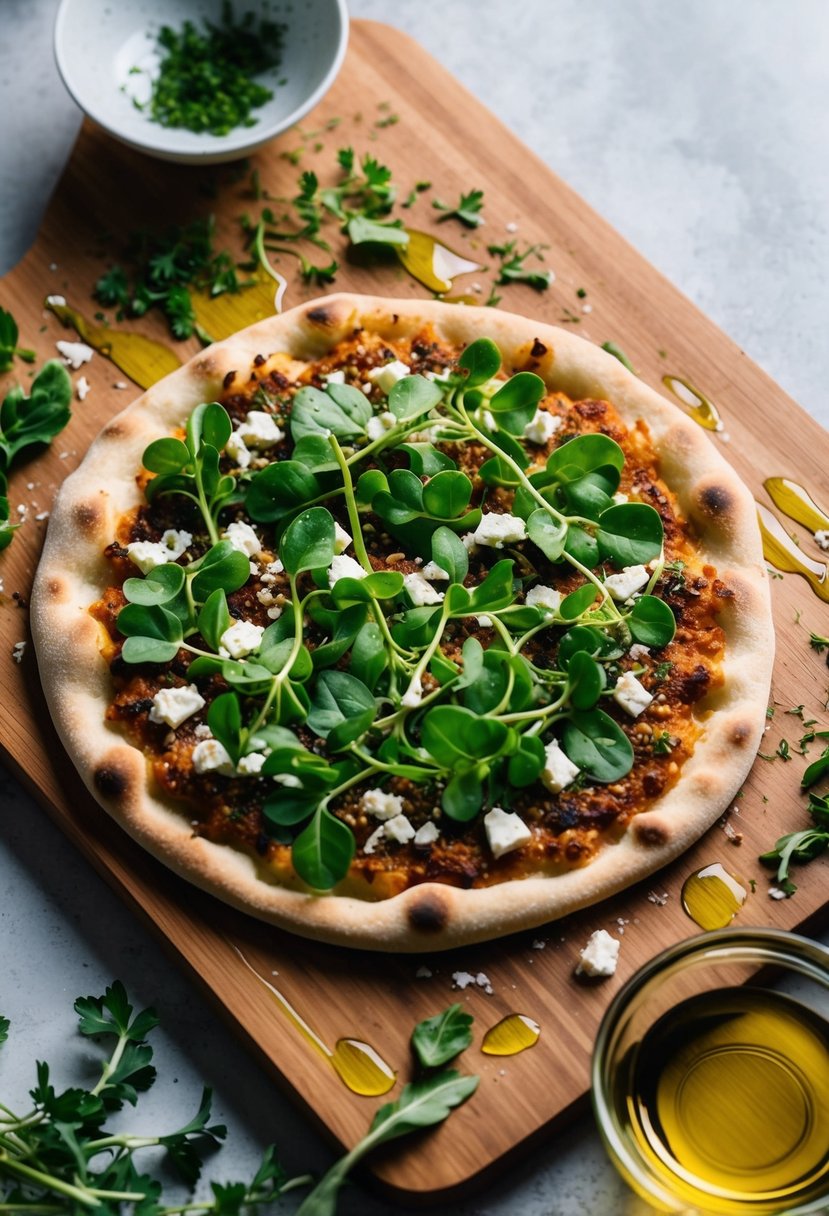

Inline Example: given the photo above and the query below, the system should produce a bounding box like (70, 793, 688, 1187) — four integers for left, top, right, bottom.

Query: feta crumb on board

(76, 375, 91, 401)
(815, 530, 829, 551)
(56, 340, 93, 369)
(473, 512, 527, 549)
(11, 641, 26, 663)
(415, 966, 433, 979)
(604, 564, 649, 601)
(613, 670, 653, 717)
(148, 684, 205, 729)
(575, 929, 620, 978)
(769, 886, 790, 900)
(452, 970, 493, 995)
(219, 620, 264, 659)
(484, 807, 532, 859)
(368, 360, 410, 395)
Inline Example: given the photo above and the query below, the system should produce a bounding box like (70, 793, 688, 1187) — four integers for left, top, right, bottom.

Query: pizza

(31, 294, 774, 950)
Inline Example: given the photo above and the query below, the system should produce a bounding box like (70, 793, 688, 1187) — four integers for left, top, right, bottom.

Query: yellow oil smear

(440, 294, 480, 306)
(45, 299, 180, 390)
(662, 375, 724, 432)
(396, 229, 483, 294)
(757, 502, 829, 601)
(764, 476, 829, 535)
(191, 273, 283, 343)
(233, 947, 396, 1096)
(481, 1013, 541, 1057)
(681, 862, 746, 930)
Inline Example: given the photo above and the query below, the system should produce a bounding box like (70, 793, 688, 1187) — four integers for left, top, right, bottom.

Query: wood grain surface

(1, 21, 828, 1204)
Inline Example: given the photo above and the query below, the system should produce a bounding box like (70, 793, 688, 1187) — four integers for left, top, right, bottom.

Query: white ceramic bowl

(54, 0, 349, 164)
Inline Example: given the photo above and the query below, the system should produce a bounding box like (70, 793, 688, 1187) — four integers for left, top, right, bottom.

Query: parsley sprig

(432, 189, 485, 228)
(488, 241, 553, 290)
(0, 305, 35, 373)
(119, 337, 676, 890)
(760, 792, 829, 895)
(0, 982, 477, 1215)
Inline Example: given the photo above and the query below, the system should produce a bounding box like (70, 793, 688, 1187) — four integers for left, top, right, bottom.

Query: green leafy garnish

(411, 1004, 474, 1070)
(760, 792, 829, 895)
(601, 341, 635, 372)
(488, 241, 553, 290)
(432, 189, 485, 228)
(138, 1, 285, 136)
(0, 304, 35, 372)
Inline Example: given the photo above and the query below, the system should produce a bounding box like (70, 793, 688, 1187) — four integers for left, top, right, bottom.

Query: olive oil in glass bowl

(592, 929, 829, 1214)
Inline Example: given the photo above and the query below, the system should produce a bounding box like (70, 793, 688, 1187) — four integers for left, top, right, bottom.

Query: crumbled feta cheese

(56, 340, 93, 369)
(363, 824, 386, 855)
(11, 641, 26, 663)
(413, 821, 439, 846)
(576, 929, 620, 978)
(193, 723, 212, 740)
(328, 554, 367, 587)
(225, 431, 251, 469)
(647, 890, 669, 906)
(192, 738, 235, 776)
(604, 564, 649, 601)
(322, 370, 346, 385)
(476, 615, 493, 628)
(366, 410, 397, 441)
(815, 530, 829, 551)
(769, 886, 789, 900)
(484, 806, 532, 859)
(333, 521, 352, 554)
(384, 813, 415, 845)
(505, 221, 518, 233)
(541, 739, 580, 793)
(613, 671, 653, 717)
(628, 643, 651, 661)
(237, 752, 267, 776)
(401, 674, 423, 709)
(237, 410, 284, 448)
(612, 492, 629, 505)
(126, 529, 191, 573)
(361, 788, 404, 821)
(421, 561, 449, 581)
(223, 520, 261, 558)
(475, 972, 493, 994)
(219, 620, 264, 659)
(473, 512, 527, 549)
(523, 409, 561, 445)
(76, 375, 91, 401)
(46, 294, 66, 307)
(368, 360, 410, 395)
(460, 532, 479, 552)
(403, 571, 444, 606)
(452, 971, 477, 990)
(526, 584, 562, 615)
(35, 511, 49, 521)
(148, 684, 205, 729)
(266, 605, 282, 620)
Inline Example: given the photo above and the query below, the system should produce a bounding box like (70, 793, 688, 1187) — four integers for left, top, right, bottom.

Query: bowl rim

(591, 926, 829, 1215)
(53, 0, 349, 163)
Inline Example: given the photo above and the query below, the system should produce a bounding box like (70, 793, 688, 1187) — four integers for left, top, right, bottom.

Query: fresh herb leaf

(411, 1004, 474, 1069)
(488, 241, 552, 290)
(0, 305, 35, 372)
(432, 189, 485, 228)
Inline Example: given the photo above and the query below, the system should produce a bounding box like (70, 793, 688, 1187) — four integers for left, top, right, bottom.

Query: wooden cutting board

(1, 21, 828, 1204)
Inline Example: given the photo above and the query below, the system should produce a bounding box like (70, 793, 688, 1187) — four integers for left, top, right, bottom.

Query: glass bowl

(592, 928, 829, 1215)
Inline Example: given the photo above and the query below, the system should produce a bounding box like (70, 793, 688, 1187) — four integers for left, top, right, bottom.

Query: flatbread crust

(31, 294, 774, 950)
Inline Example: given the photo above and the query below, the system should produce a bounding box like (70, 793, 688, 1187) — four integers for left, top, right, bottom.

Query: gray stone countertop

(1, 2, 828, 1214)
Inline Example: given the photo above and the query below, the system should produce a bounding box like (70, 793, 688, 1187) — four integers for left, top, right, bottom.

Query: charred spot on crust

(94, 762, 129, 801)
(45, 576, 66, 600)
(306, 305, 335, 328)
(222, 370, 236, 389)
(74, 501, 102, 535)
(407, 891, 449, 934)
(634, 821, 668, 847)
(531, 338, 548, 358)
(730, 721, 753, 747)
(699, 484, 734, 518)
(102, 421, 127, 440)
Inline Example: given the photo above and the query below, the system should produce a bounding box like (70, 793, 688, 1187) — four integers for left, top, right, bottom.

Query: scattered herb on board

(601, 341, 636, 373)
(0, 357, 72, 551)
(135, 2, 286, 136)
(488, 241, 553, 290)
(760, 792, 829, 895)
(0, 305, 35, 373)
(810, 631, 829, 653)
(95, 216, 252, 340)
(0, 981, 478, 1215)
(432, 189, 486, 229)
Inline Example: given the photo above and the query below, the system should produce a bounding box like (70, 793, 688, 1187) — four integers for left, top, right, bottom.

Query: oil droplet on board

(757, 502, 829, 601)
(233, 947, 396, 1096)
(764, 477, 829, 536)
(481, 1014, 541, 1057)
(330, 1038, 397, 1096)
(662, 375, 724, 432)
(396, 229, 483, 293)
(681, 862, 747, 930)
(191, 274, 282, 342)
(45, 298, 180, 390)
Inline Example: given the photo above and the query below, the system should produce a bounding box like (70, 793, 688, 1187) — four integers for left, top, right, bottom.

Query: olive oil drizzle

(764, 476, 829, 535)
(481, 1014, 540, 1056)
(233, 947, 396, 1096)
(45, 298, 181, 391)
(662, 375, 724, 432)
(396, 229, 483, 294)
(680, 862, 746, 930)
(190, 274, 283, 343)
(757, 502, 829, 601)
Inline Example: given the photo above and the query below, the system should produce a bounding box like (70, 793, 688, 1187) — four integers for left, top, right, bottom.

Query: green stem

(91, 1034, 127, 1098)
(252, 220, 288, 311)
(0, 1157, 100, 1209)
(401, 599, 452, 703)
(328, 435, 373, 573)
